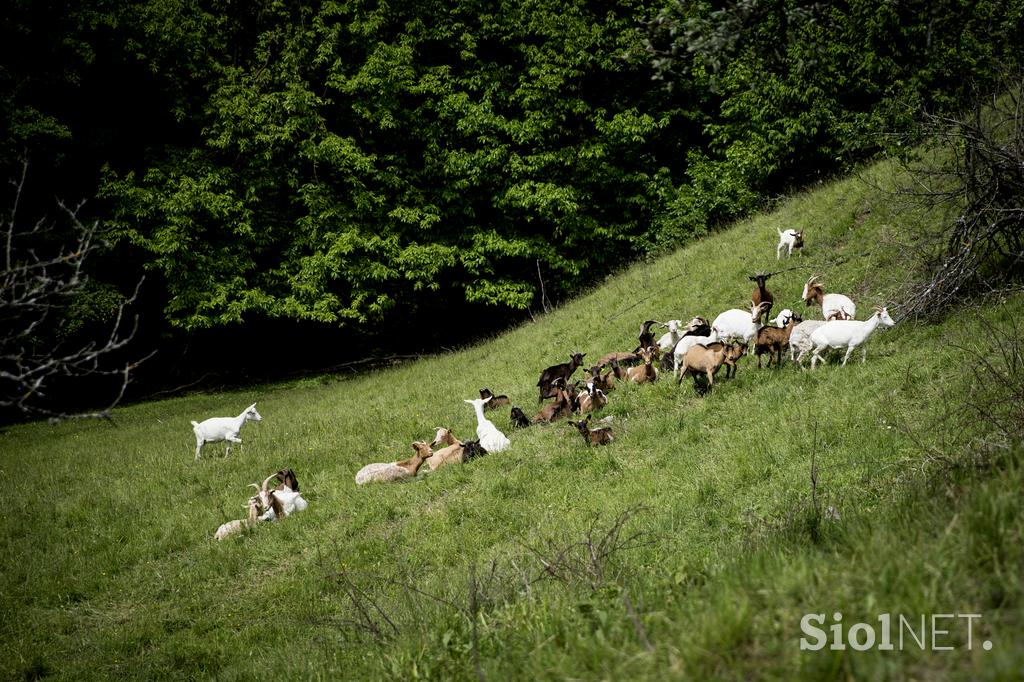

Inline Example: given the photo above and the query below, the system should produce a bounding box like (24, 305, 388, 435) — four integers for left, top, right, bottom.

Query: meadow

(1, 155, 1021, 680)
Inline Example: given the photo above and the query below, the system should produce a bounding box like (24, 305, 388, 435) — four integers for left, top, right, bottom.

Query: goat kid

(568, 415, 615, 446)
(479, 387, 510, 410)
(754, 313, 802, 368)
(776, 228, 804, 259)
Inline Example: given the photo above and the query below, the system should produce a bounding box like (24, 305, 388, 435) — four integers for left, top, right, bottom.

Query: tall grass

(1, 157, 1021, 680)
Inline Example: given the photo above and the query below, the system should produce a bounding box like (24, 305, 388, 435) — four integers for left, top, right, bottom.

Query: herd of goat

(199, 233, 896, 539)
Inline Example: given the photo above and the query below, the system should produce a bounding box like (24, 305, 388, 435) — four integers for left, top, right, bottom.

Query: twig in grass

(621, 588, 654, 652)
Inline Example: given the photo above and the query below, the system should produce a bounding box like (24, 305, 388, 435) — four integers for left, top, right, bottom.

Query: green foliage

(97, 0, 675, 329)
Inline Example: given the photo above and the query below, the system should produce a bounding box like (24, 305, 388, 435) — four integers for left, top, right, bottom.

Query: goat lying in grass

(509, 406, 531, 428)
(214, 494, 266, 541)
(252, 470, 308, 518)
(577, 382, 608, 414)
(479, 387, 510, 410)
(355, 442, 432, 485)
(192, 403, 262, 461)
(427, 427, 466, 471)
(532, 378, 574, 424)
(625, 346, 659, 384)
(465, 397, 511, 452)
(568, 415, 614, 446)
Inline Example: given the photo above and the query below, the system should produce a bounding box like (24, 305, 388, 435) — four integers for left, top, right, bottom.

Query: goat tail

(190, 420, 200, 428)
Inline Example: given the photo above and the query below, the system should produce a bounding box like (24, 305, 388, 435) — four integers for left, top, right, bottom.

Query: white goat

(776, 228, 804, 259)
(810, 307, 896, 368)
(802, 275, 856, 322)
(770, 308, 794, 327)
(656, 319, 683, 352)
(191, 403, 262, 461)
(788, 319, 827, 366)
(465, 397, 511, 453)
(710, 302, 770, 349)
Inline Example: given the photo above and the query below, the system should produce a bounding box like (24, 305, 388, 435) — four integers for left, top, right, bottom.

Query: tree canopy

(2, 0, 1021, 353)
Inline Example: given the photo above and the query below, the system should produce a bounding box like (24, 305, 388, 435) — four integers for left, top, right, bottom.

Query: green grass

(2, 156, 1022, 680)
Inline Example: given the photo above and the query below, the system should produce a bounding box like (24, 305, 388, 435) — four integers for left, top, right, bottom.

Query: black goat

(536, 352, 586, 402)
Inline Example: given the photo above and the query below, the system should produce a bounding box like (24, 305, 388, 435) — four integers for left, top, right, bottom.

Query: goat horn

(260, 473, 278, 492)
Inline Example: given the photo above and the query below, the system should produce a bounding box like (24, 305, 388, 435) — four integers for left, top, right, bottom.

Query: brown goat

(577, 383, 608, 414)
(749, 273, 775, 325)
(586, 365, 616, 393)
(635, 319, 661, 353)
(626, 347, 659, 384)
(677, 342, 745, 390)
(532, 379, 574, 424)
(597, 350, 641, 368)
(754, 314, 803, 368)
(479, 387, 510, 410)
(569, 415, 615, 446)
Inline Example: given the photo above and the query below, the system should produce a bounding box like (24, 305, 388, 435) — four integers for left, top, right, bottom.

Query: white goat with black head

(191, 403, 262, 461)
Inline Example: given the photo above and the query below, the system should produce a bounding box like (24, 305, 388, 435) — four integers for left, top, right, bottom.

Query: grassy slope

(1, 157, 1021, 680)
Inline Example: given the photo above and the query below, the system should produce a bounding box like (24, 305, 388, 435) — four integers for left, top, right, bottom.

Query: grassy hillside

(2, 156, 1022, 680)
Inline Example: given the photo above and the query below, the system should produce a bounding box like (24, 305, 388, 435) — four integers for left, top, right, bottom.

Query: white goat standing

(776, 228, 804, 259)
(192, 403, 262, 461)
(810, 307, 896, 368)
(710, 302, 770, 350)
(788, 319, 827, 365)
(465, 397, 511, 453)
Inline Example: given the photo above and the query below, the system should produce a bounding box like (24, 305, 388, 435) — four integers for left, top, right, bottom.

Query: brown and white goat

(426, 427, 466, 471)
(577, 383, 608, 414)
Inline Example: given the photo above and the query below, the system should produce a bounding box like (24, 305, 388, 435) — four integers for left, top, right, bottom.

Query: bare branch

(1, 159, 151, 423)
